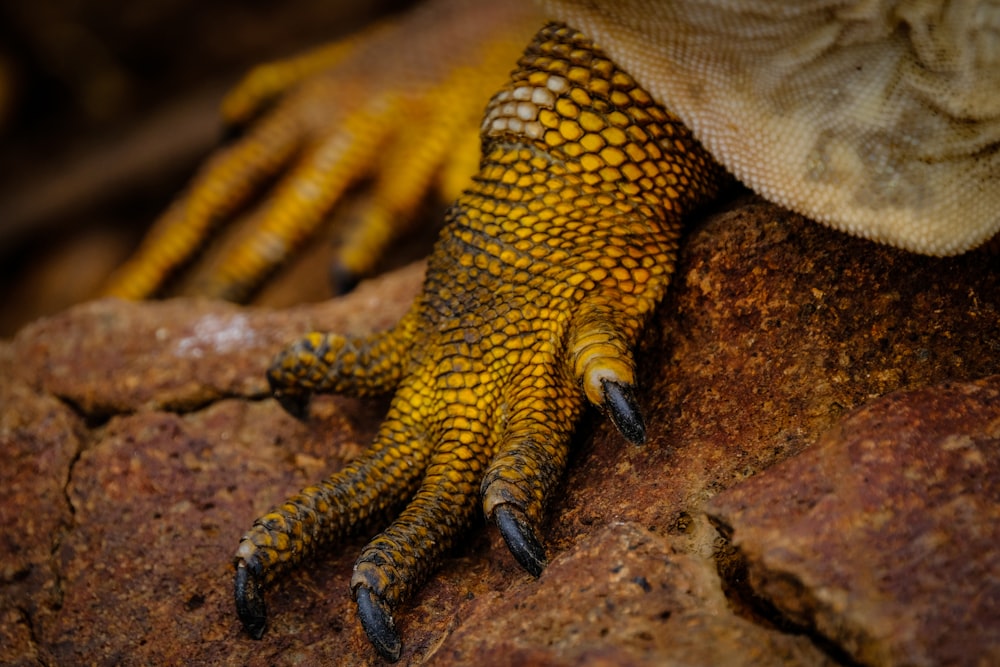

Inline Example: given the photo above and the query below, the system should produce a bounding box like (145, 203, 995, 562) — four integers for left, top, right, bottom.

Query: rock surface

(706, 377, 1000, 667)
(2, 198, 998, 665)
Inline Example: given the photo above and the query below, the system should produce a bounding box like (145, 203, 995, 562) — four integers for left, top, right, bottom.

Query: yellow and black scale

(234, 23, 724, 661)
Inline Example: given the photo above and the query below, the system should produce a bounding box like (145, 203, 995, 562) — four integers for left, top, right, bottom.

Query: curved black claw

(234, 560, 267, 639)
(355, 585, 402, 662)
(267, 366, 312, 420)
(273, 390, 311, 420)
(600, 379, 646, 445)
(494, 504, 547, 577)
(328, 260, 361, 296)
(220, 120, 249, 145)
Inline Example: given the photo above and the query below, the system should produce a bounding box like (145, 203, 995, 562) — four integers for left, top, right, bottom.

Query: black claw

(267, 370, 312, 420)
(355, 585, 402, 662)
(601, 379, 646, 445)
(328, 260, 361, 296)
(273, 390, 311, 420)
(234, 560, 267, 639)
(494, 504, 547, 577)
(220, 121, 247, 145)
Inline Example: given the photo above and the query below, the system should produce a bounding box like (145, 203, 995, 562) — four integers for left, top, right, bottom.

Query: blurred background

(0, 0, 412, 336)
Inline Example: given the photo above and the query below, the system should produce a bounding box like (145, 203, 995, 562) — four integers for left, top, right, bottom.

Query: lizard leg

(220, 25, 392, 130)
(264, 312, 421, 414)
(235, 22, 725, 661)
(196, 93, 400, 301)
(328, 22, 526, 293)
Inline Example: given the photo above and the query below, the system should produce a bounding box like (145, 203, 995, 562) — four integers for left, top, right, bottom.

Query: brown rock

(48, 399, 384, 664)
(544, 197, 999, 557)
(0, 347, 83, 667)
(438, 521, 836, 666)
(706, 377, 1000, 667)
(12, 261, 425, 414)
(1, 198, 997, 665)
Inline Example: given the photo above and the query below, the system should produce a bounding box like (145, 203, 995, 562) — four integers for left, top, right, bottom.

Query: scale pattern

(234, 23, 724, 661)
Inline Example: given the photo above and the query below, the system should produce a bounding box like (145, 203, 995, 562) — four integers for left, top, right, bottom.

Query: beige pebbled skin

(543, 0, 1000, 255)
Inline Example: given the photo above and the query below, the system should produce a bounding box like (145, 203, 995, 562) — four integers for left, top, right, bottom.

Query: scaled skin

(234, 23, 722, 661)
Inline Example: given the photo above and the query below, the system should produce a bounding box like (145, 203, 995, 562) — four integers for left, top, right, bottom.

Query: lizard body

(547, 0, 1000, 254)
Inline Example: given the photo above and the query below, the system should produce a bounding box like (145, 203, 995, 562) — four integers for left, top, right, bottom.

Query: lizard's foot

(100, 0, 539, 302)
(234, 23, 723, 661)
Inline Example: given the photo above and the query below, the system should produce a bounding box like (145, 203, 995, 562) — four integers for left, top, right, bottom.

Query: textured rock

(706, 377, 1000, 667)
(13, 261, 426, 415)
(1, 198, 997, 665)
(438, 521, 837, 666)
(0, 347, 83, 667)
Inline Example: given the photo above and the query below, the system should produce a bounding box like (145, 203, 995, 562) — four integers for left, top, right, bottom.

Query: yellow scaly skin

(234, 23, 724, 661)
(99, 0, 539, 302)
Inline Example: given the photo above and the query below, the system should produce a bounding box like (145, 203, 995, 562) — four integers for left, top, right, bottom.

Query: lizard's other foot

(101, 0, 540, 302)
